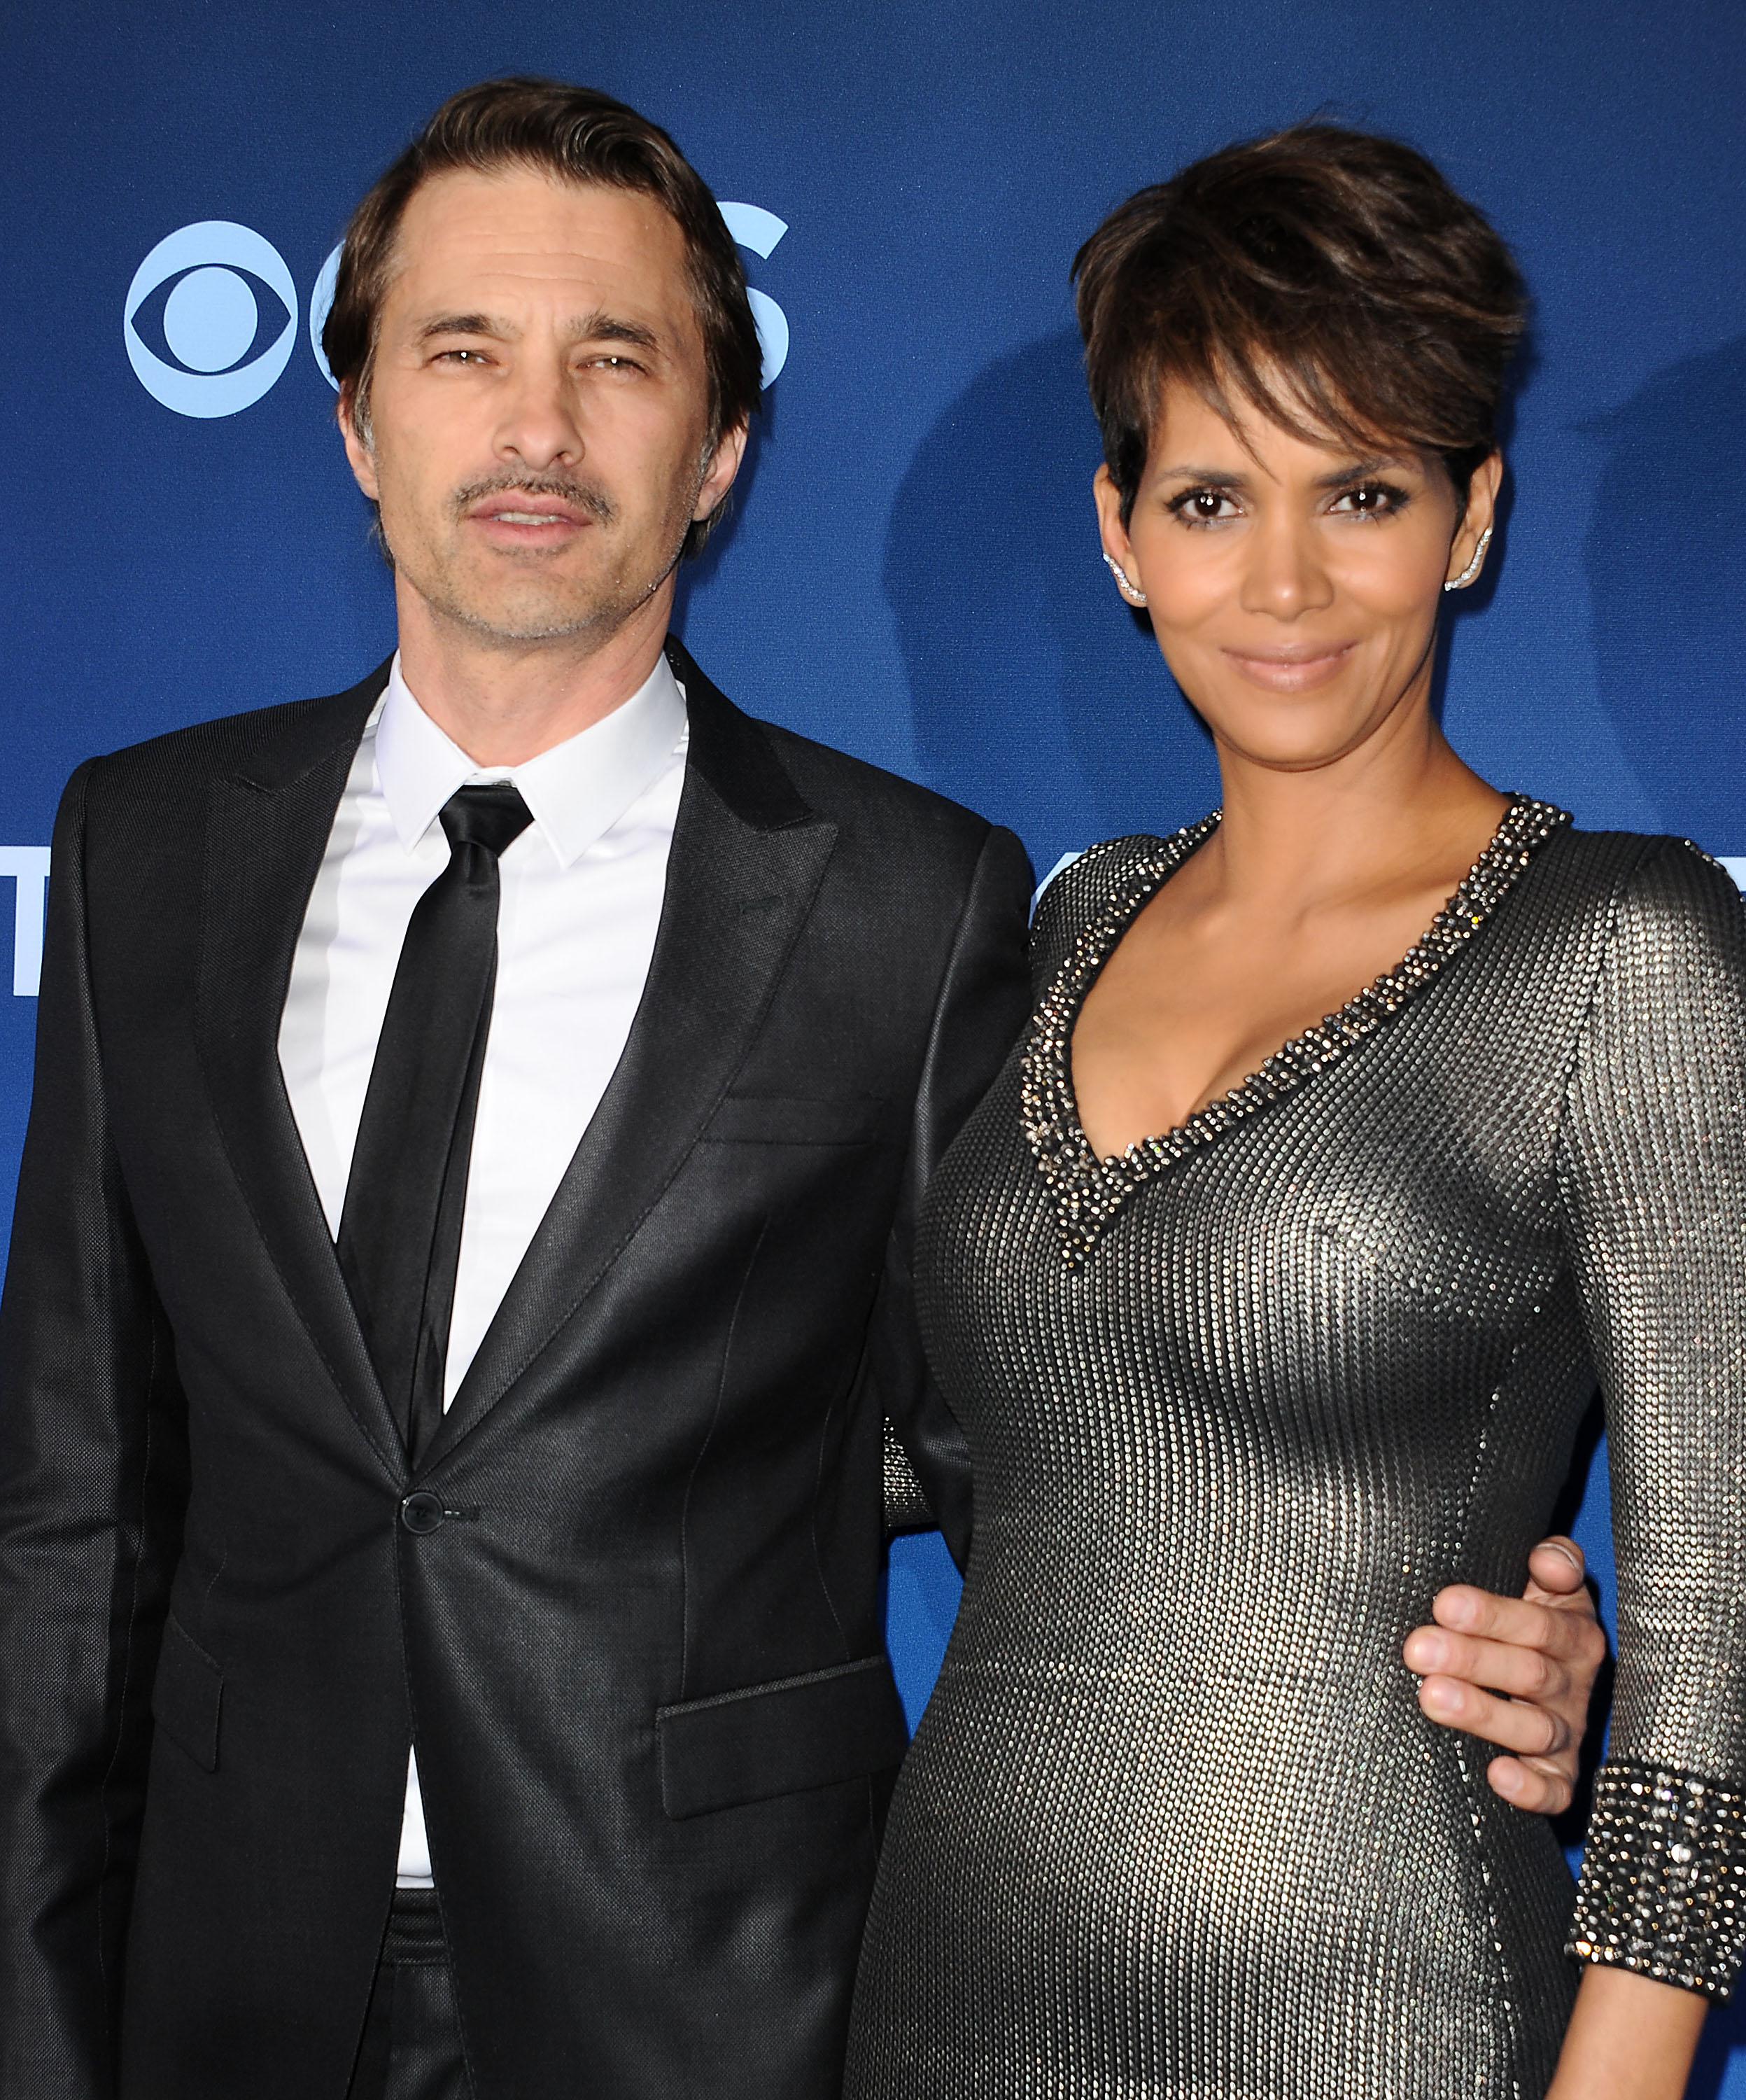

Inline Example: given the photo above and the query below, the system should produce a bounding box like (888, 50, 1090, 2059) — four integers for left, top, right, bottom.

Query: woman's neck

(1204, 708, 1509, 914)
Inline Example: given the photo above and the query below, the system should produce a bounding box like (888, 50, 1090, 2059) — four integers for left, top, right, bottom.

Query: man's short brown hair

(323, 77, 763, 554)
(1073, 125, 1528, 521)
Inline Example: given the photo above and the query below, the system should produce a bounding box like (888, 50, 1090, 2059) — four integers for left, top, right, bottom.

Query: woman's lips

(1220, 642, 1356, 693)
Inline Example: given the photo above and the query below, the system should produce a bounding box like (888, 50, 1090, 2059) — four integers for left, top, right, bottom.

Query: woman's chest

(920, 981, 1577, 1408)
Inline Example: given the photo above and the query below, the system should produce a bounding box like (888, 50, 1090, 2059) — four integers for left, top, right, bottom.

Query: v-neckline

(1020, 796, 1571, 1267)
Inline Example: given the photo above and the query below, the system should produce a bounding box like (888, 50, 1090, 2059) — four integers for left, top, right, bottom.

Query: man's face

(342, 168, 742, 650)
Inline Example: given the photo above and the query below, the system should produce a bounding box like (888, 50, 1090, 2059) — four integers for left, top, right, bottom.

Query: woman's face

(1095, 378, 1500, 775)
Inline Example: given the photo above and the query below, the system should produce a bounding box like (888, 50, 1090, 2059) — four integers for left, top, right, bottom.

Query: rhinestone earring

(1103, 552, 1148, 605)
(1444, 524, 1493, 592)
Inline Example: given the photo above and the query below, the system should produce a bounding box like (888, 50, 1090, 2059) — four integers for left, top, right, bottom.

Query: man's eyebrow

(414, 312, 505, 343)
(565, 311, 663, 354)
(409, 309, 667, 354)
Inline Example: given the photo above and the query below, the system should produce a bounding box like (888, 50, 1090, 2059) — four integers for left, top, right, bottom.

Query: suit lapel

(195, 662, 404, 1479)
(423, 643, 838, 1470)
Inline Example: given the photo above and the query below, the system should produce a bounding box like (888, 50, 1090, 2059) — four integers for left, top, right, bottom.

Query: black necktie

(337, 783, 533, 1462)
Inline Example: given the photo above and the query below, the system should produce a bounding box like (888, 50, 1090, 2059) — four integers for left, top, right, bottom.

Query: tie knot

(440, 783, 534, 861)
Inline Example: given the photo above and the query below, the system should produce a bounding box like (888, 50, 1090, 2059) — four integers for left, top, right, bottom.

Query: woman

(848, 127, 1746, 2097)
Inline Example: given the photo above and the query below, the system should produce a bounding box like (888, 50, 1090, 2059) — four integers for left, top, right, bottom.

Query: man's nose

(1239, 514, 1333, 620)
(493, 354, 584, 471)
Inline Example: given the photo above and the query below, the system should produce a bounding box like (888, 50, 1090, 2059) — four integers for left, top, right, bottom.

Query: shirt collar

(372, 650, 689, 869)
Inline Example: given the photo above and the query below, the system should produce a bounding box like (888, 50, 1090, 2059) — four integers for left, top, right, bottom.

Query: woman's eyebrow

(1154, 465, 1247, 486)
(1313, 454, 1412, 487)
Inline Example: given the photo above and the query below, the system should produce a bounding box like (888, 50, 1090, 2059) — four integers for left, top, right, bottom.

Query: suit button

(400, 1491, 444, 1535)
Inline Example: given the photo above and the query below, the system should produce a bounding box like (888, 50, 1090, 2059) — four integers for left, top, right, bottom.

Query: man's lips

(467, 495, 596, 535)
(1220, 640, 1357, 693)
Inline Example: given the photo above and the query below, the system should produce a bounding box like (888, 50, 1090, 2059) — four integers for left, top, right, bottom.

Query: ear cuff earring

(1444, 525, 1493, 592)
(1104, 552, 1148, 605)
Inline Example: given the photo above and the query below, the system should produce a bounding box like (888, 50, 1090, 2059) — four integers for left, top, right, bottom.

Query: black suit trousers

(349, 1894, 469, 2100)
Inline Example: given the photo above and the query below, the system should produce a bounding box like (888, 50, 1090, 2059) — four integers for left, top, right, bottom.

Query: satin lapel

(423, 653, 838, 1471)
(194, 668, 402, 1479)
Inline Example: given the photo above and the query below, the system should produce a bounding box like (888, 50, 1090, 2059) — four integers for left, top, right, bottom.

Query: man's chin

(414, 582, 651, 652)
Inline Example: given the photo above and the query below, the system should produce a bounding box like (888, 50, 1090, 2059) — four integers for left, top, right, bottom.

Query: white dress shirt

(279, 650, 688, 1884)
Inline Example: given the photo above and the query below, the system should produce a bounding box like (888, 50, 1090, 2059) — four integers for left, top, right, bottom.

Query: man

(0, 78, 1603, 2100)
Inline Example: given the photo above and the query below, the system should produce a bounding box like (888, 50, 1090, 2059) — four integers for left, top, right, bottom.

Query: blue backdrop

(4, 1, 1744, 2085)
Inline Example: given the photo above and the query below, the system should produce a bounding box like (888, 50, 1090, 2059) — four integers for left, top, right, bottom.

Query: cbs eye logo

(126, 204, 789, 420)
(124, 223, 300, 418)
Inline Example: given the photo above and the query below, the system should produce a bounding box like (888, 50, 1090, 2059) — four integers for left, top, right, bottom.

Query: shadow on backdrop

(884, 328, 1220, 873)
(1584, 333, 1746, 858)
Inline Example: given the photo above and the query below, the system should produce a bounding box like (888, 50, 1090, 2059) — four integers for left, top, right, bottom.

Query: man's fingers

(1430, 1584, 1605, 1667)
(1525, 1535, 1586, 1595)
(1413, 1544, 1605, 1809)
(1486, 1754, 1574, 1816)
(1404, 1625, 1569, 1706)
(1415, 1674, 1571, 1758)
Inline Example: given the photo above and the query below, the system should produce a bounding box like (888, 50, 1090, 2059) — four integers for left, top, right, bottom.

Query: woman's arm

(1547, 1968, 1710, 2100)
(1550, 839, 1746, 2094)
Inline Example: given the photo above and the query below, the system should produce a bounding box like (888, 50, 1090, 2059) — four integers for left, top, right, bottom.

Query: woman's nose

(1239, 516, 1333, 620)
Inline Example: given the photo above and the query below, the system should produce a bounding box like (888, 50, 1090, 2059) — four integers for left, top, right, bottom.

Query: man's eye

(435, 348, 488, 365)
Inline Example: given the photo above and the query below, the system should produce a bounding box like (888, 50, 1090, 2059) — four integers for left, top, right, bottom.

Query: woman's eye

(1332, 482, 1408, 517)
(1169, 488, 1239, 524)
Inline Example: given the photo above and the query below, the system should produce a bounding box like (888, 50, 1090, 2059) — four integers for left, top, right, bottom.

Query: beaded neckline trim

(1022, 797, 1572, 1267)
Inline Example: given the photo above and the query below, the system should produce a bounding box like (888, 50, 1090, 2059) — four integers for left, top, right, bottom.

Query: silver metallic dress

(848, 806, 1746, 2100)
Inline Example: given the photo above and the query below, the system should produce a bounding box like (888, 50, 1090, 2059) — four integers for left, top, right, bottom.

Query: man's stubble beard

(382, 463, 708, 654)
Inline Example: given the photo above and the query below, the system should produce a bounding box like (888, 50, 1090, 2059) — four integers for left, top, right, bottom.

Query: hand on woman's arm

(1544, 1967, 1708, 2100)
(1402, 1534, 1607, 1814)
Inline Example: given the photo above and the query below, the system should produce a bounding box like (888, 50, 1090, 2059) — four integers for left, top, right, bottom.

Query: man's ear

(693, 417, 749, 523)
(338, 380, 380, 503)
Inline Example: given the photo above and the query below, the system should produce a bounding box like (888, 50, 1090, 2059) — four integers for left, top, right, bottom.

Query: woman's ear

(1093, 463, 1134, 570)
(1094, 465, 1148, 606)
(1446, 450, 1504, 589)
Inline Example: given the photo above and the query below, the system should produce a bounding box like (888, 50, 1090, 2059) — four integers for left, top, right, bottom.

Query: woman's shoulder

(1026, 827, 1202, 1002)
(1536, 823, 1743, 939)
(1516, 825, 1746, 1012)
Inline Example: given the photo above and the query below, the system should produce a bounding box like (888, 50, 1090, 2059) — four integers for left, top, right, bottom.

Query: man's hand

(1402, 1536, 1607, 1814)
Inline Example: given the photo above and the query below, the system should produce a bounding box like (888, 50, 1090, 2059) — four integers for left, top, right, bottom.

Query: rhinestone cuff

(882, 1419, 936, 1534)
(1569, 1761, 1746, 2002)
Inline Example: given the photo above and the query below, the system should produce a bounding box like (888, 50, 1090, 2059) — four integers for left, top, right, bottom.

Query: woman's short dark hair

(323, 77, 763, 554)
(1073, 125, 1528, 522)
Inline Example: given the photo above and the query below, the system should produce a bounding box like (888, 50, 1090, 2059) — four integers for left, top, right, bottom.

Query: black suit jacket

(0, 642, 1031, 2100)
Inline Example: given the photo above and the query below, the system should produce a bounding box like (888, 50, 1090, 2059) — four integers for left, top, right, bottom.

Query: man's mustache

(451, 474, 617, 524)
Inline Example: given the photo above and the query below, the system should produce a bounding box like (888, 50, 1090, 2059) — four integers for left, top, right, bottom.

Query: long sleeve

(1558, 839, 1746, 2001)
(872, 822, 1032, 1567)
(0, 761, 188, 2098)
